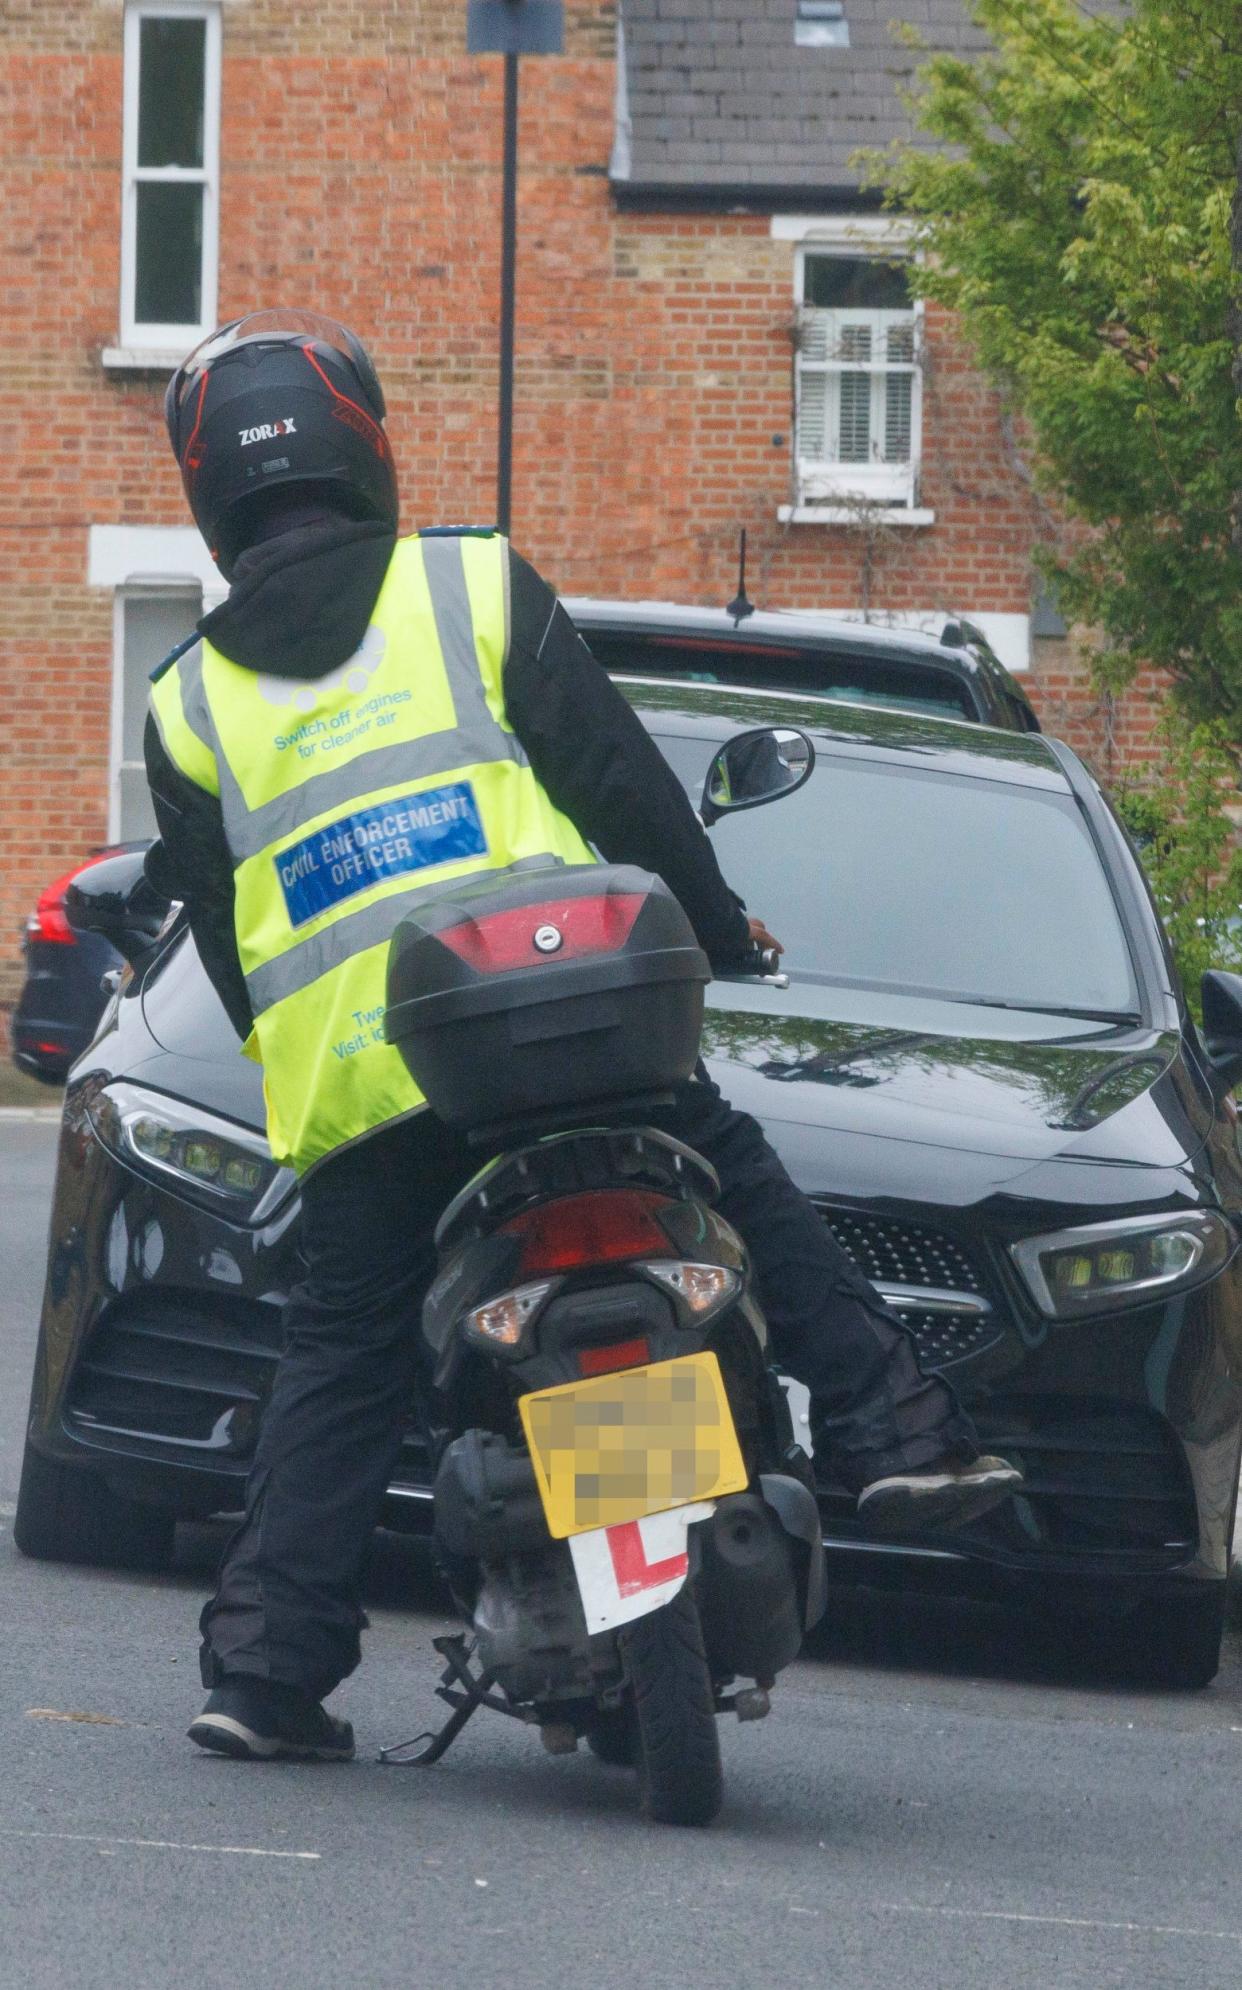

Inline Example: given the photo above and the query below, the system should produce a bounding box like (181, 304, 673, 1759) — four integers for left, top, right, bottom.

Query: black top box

(385, 864, 709, 1132)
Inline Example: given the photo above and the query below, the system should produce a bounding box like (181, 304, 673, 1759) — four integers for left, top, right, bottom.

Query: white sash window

(120, 3, 221, 350)
(795, 252, 922, 508)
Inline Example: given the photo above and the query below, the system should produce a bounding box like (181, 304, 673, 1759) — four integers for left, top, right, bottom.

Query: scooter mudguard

(568, 1502, 716, 1635)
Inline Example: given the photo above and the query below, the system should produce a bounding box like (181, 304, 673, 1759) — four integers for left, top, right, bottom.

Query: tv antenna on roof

(727, 529, 755, 626)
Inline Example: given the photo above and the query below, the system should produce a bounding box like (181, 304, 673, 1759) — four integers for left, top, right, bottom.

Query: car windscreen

(587, 632, 975, 722)
(658, 738, 1139, 1017)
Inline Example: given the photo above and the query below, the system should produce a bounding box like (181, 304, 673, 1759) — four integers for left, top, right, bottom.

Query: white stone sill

(101, 347, 190, 372)
(778, 505, 937, 528)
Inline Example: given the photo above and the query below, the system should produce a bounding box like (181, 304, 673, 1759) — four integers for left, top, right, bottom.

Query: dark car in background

(11, 846, 147, 1084)
(16, 692, 1242, 1688)
(10, 605, 1036, 1088)
(565, 598, 1041, 732)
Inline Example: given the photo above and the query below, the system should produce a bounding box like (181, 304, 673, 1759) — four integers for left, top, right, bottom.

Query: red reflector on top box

(385, 863, 710, 1132)
(438, 893, 644, 973)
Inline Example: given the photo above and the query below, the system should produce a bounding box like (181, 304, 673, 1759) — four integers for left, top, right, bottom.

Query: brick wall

(0, 0, 1162, 1044)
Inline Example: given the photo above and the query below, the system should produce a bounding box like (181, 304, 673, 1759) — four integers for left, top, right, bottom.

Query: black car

(565, 597, 1041, 732)
(10, 608, 1033, 1089)
(16, 693, 1242, 1687)
(10, 846, 147, 1084)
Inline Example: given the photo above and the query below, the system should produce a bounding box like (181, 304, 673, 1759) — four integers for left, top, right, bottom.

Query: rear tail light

(500, 1189, 676, 1277)
(25, 855, 109, 945)
(437, 893, 644, 973)
(577, 1337, 651, 1376)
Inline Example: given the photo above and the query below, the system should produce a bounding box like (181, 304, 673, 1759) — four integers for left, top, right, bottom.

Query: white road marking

(882, 1903, 1242, 1944)
(0, 1107, 62, 1122)
(0, 1503, 15, 1518)
(0, 1829, 320, 1861)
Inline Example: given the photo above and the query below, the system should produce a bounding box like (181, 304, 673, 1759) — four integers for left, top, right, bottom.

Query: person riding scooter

(147, 309, 1021, 1763)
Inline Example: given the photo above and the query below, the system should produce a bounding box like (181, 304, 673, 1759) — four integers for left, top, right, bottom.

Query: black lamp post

(466, 0, 564, 536)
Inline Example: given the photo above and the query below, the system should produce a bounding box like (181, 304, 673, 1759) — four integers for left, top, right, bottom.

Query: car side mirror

(701, 727, 815, 828)
(1200, 970, 1242, 1097)
(65, 848, 172, 967)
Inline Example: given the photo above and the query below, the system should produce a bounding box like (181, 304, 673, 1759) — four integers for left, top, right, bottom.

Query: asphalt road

(3, 1116, 1241, 1990)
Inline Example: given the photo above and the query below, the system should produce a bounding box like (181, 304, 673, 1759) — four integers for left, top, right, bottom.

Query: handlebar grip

(730, 943, 781, 976)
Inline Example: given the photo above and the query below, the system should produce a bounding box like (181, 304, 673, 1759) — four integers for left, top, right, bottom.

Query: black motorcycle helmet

(165, 308, 399, 575)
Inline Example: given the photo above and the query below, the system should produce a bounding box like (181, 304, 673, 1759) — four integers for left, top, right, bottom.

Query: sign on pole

(467, 1, 564, 56)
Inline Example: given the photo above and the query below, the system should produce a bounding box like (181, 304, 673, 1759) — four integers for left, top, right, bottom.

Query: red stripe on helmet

(182, 370, 210, 480)
(300, 346, 391, 463)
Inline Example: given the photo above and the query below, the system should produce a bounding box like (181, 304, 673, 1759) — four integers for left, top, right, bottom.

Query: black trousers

(200, 1071, 976, 1696)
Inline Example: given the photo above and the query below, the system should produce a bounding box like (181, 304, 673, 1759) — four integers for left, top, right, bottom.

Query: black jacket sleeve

(143, 713, 254, 1043)
(502, 552, 753, 969)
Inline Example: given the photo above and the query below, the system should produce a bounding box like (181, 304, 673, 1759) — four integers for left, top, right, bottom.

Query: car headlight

(1010, 1210, 1235, 1319)
(87, 1081, 294, 1224)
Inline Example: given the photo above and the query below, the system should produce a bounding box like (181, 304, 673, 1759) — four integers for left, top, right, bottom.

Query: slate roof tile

(617, 0, 992, 193)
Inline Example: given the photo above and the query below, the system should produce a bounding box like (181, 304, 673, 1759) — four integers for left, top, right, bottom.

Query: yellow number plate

(518, 1350, 748, 1541)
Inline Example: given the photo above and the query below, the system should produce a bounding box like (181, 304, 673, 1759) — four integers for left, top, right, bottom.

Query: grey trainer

(189, 1679, 355, 1761)
(856, 1454, 1023, 1534)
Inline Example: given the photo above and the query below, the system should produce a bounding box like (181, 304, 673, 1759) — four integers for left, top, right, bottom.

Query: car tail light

(500, 1189, 675, 1276)
(436, 893, 644, 973)
(26, 858, 102, 944)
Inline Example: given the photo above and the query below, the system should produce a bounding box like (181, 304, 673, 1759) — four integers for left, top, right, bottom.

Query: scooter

(379, 727, 826, 1826)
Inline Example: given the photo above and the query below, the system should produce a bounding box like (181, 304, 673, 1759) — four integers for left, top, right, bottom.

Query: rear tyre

(13, 1438, 175, 1573)
(621, 1587, 723, 1826)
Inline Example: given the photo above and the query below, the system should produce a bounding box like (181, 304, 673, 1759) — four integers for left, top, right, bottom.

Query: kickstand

(379, 1633, 521, 1767)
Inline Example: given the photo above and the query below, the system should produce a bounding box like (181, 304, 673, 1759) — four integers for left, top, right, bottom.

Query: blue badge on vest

(276, 782, 488, 928)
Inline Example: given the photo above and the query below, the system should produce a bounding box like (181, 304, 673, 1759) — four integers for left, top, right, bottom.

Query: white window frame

(775, 217, 924, 513)
(794, 248, 923, 508)
(88, 524, 225, 839)
(109, 585, 204, 840)
(119, 1, 221, 354)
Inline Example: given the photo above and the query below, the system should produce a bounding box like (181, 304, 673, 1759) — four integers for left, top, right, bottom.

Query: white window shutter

(793, 266, 920, 506)
(797, 368, 829, 459)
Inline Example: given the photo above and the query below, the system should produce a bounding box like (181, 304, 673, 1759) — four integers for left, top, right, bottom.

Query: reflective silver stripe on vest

(244, 852, 565, 1015)
(421, 534, 528, 771)
(217, 732, 513, 866)
(208, 536, 526, 864)
(176, 643, 212, 750)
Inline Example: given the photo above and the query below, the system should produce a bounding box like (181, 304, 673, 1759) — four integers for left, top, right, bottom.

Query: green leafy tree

(1113, 715, 1242, 1000)
(868, 0, 1242, 732)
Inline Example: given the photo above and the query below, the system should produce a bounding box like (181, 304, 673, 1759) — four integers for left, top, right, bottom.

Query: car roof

(564, 595, 989, 679)
(621, 677, 1066, 790)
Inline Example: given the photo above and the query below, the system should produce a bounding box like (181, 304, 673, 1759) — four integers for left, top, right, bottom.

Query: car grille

(890, 1305, 999, 1366)
(816, 1399, 1198, 1564)
(65, 1295, 436, 1501)
(65, 1296, 283, 1459)
(820, 1206, 982, 1293)
(965, 1400, 1198, 1560)
(814, 1203, 1000, 1368)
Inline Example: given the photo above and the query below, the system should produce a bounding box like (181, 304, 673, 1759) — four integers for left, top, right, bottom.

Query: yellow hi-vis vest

(149, 531, 595, 1175)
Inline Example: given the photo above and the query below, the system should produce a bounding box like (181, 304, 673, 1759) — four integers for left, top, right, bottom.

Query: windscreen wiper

(944, 997, 1143, 1026)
